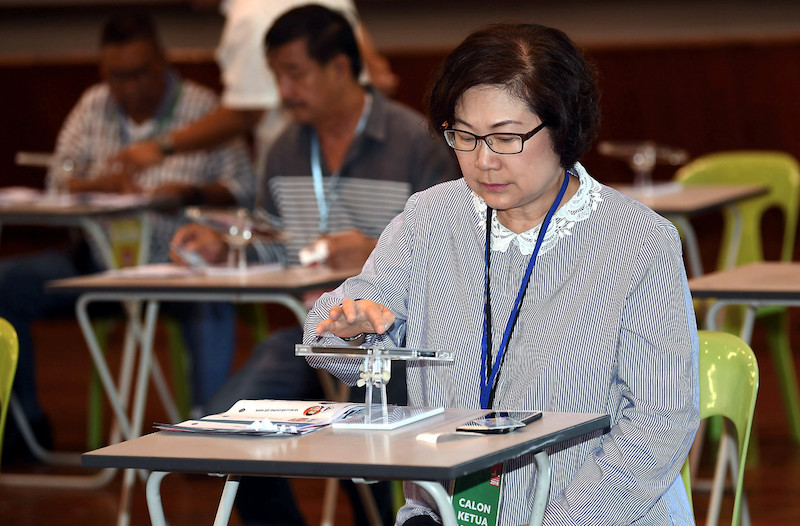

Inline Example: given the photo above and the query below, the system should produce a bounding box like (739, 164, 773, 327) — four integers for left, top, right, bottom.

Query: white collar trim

(472, 163, 603, 256)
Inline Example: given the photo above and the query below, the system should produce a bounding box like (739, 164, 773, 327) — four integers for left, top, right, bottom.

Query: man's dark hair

(426, 23, 600, 170)
(265, 4, 361, 79)
(100, 10, 162, 48)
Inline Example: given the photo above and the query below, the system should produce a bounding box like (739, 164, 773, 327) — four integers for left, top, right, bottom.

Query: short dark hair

(426, 23, 600, 170)
(100, 10, 162, 48)
(265, 4, 361, 80)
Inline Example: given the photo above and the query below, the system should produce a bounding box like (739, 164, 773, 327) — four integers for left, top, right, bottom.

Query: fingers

(315, 299, 395, 337)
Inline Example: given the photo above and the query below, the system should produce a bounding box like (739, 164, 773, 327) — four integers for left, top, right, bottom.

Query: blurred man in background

(0, 10, 254, 462)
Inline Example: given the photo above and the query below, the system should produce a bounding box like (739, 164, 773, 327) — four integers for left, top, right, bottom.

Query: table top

(597, 140, 689, 166)
(82, 410, 609, 481)
(613, 183, 766, 215)
(47, 264, 361, 296)
(689, 261, 800, 301)
(0, 188, 156, 220)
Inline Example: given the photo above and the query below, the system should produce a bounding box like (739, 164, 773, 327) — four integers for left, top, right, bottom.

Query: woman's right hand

(170, 224, 227, 265)
(315, 298, 395, 339)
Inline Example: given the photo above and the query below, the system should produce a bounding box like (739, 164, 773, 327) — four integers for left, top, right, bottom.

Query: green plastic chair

(0, 317, 20, 464)
(681, 330, 759, 526)
(675, 151, 800, 442)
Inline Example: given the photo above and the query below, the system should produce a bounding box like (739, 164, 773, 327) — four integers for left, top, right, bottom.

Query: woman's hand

(315, 298, 395, 339)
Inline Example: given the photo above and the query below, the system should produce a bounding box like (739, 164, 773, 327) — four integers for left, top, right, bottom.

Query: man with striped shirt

(0, 11, 254, 462)
(171, 5, 456, 525)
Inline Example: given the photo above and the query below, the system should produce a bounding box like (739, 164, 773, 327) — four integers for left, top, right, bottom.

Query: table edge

(81, 413, 610, 481)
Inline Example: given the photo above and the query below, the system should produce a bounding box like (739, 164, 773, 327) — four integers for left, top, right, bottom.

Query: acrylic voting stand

(295, 345, 454, 429)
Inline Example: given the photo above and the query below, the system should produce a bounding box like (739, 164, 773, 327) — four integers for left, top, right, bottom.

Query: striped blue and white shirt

(47, 72, 255, 263)
(305, 164, 700, 525)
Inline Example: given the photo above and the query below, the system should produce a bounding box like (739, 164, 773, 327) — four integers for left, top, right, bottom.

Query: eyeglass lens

(444, 130, 524, 154)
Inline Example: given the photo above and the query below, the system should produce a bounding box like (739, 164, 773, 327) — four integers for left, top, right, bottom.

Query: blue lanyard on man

(480, 169, 570, 409)
(310, 93, 373, 234)
(117, 70, 182, 146)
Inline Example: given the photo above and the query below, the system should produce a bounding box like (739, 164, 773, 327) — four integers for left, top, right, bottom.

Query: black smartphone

(456, 411, 542, 434)
(496, 411, 543, 425)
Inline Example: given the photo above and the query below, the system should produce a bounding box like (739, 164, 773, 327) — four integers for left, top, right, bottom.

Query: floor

(0, 307, 799, 525)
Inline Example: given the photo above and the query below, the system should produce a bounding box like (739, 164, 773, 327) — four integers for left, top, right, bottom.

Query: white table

(0, 189, 156, 489)
(48, 265, 359, 441)
(47, 264, 360, 526)
(615, 183, 766, 277)
(81, 409, 610, 526)
(0, 188, 155, 268)
(689, 262, 800, 526)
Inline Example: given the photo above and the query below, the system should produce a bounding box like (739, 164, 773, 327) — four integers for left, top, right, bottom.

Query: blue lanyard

(310, 94, 372, 234)
(480, 170, 570, 409)
(117, 71, 182, 146)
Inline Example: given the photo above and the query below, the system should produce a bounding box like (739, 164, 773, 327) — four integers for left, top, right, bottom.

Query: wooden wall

(2, 38, 800, 263)
(4, 39, 800, 186)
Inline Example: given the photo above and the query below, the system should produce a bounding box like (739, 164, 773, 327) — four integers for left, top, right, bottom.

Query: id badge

(452, 463, 503, 526)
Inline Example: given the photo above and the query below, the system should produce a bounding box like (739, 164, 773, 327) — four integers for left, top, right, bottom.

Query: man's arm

(355, 25, 398, 96)
(110, 106, 263, 174)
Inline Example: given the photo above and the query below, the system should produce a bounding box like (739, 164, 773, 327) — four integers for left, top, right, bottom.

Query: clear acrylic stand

(295, 345, 454, 429)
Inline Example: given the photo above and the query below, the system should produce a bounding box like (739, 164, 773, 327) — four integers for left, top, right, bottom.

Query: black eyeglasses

(442, 122, 548, 155)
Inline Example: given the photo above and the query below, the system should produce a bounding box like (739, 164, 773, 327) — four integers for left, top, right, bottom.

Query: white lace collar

(472, 163, 603, 255)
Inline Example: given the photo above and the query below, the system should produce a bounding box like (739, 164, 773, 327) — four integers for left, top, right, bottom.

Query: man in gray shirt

(170, 6, 457, 525)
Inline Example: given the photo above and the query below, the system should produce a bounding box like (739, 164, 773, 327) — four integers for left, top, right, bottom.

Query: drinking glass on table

(598, 140, 689, 197)
(223, 208, 254, 271)
(631, 142, 657, 196)
(47, 155, 87, 202)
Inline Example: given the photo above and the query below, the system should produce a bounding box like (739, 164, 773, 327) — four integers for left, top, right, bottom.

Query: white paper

(155, 399, 365, 436)
(105, 263, 198, 278)
(202, 263, 283, 276)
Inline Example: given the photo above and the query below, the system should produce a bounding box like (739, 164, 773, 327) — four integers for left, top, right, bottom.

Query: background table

(689, 262, 800, 526)
(614, 183, 766, 277)
(0, 190, 158, 490)
(689, 261, 800, 434)
(82, 409, 610, 526)
(48, 265, 360, 443)
(0, 188, 156, 268)
(47, 264, 359, 526)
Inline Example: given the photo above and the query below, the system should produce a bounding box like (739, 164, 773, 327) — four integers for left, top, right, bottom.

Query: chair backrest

(674, 151, 800, 267)
(108, 217, 143, 268)
(0, 317, 20, 463)
(680, 330, 759, 524)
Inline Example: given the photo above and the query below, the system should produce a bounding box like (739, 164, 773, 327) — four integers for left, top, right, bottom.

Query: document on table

(104, 262, 283, 278)
(154, 399, 365, 436)
(0, 187, 151, 208)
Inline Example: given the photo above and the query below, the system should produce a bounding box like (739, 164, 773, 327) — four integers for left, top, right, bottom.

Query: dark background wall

(2, 1, 800, 267)
(6, 40, 800, 187)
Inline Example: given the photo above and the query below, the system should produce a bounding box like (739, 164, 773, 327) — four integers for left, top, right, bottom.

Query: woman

(305, 23, 699, 525)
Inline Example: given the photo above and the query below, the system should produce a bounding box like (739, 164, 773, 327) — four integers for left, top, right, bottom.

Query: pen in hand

(174, 246, 208, 270)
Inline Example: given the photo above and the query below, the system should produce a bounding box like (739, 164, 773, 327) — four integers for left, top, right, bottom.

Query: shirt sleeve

(47, 88, 100, 185)
(545, 222, 700, 525)
(302, 193, 420, 382)
(208, 138, 257, 207)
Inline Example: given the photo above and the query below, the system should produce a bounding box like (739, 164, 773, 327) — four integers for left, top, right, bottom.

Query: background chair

(681, 330, 759, 526)
(675, 151, 800, 442)
(0, 317, 19, 465)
